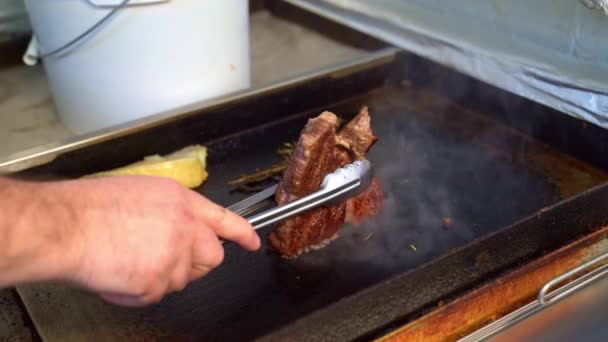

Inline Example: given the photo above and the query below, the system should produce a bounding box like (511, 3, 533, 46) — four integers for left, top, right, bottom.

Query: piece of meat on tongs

(226, 156, 373, 239)
(269, 107, 384, 257)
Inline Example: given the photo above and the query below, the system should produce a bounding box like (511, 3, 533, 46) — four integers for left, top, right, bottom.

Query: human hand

(43, 176, 259, 306)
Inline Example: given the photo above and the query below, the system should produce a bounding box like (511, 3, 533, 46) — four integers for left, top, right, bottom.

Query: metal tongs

(227, 160, 373, 230)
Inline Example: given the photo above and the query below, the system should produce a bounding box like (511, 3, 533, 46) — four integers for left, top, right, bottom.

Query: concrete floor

(0, 10, 366, 161)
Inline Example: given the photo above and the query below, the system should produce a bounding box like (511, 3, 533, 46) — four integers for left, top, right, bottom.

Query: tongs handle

(247, 160, 372, 230)
(221, 160, 372, 245)
(248, 180, 357, 230)
(227, 185, 277, 217)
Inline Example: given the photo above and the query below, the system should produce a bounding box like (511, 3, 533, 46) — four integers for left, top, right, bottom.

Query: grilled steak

(269, 107, 384, 257)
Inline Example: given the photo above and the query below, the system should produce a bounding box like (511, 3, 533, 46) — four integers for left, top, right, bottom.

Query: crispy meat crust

(269, 107, 384, 257)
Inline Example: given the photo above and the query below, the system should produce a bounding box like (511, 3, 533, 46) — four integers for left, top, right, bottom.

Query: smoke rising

(291, 86, 554, 276)
(292, 110, 471, 271)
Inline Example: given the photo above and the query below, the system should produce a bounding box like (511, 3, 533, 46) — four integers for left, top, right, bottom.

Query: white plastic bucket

(23, 0, 251, 134)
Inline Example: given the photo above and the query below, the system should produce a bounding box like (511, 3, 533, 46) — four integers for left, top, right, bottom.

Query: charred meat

(268, 107, 384, 257)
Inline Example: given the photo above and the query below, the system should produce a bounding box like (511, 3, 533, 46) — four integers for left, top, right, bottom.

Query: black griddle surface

(134, 86, 605, 341)
(13, 46, 608, 341)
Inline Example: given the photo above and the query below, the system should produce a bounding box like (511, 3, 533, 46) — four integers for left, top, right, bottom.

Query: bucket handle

(88, 0, 170, 6)
(23, 0, 170, 65)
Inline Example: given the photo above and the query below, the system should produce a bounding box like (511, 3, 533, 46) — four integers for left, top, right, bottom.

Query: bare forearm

(0, 177, 75, 287)
(0, 174, 258, 306)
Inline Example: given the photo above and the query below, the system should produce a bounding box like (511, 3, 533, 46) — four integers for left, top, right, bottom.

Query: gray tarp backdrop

(287, 0, 608, 129)
(2, 0, 608, 128)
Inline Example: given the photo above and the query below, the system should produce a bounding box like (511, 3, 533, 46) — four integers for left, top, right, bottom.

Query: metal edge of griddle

(0, 47, 398, 174)
(256, 182, 608, 342)
(456, 250, 608, 342)
(375, 227, 608, 342)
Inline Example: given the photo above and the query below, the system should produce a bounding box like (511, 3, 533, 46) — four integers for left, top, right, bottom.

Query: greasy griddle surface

(17, 86, 608, 341)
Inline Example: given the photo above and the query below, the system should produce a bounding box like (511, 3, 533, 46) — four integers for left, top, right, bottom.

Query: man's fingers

(186, 190, 260, 251)
(191, 226, 225, 275)
(168, 257, 192, 293)
(100, 293, 149, 307)
(189, 264, 212, 282)
(99, 270, 170, 307)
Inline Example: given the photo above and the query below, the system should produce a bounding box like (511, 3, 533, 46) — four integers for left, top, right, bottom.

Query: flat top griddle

(14, 53, 608, 341)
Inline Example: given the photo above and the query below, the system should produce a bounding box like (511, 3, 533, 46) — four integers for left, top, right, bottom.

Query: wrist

(0, 178, 83, 285)
(33, 180, 85, 282)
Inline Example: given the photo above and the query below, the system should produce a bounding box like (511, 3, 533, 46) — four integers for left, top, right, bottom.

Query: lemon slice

(88, 145, 208, 188)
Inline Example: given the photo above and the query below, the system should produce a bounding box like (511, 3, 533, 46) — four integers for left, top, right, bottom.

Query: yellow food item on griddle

(88, 145, 208, 188)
